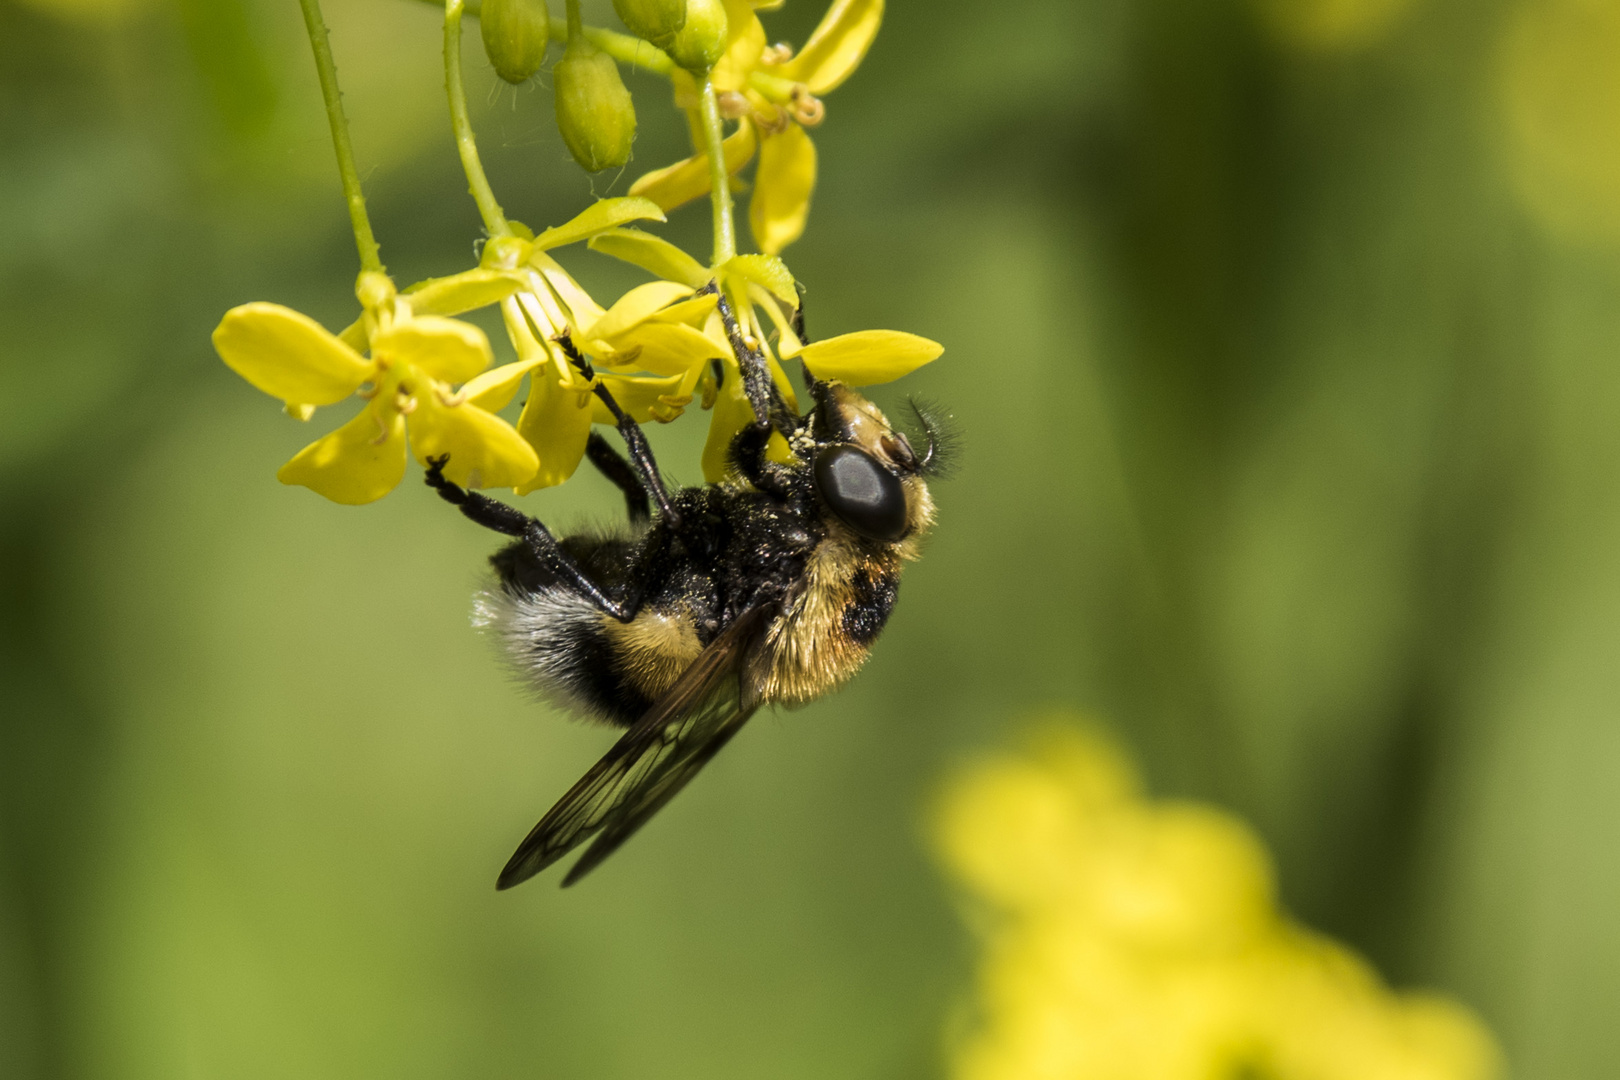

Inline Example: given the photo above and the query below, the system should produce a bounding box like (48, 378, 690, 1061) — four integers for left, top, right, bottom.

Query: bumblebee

(426, 292, 946, 888)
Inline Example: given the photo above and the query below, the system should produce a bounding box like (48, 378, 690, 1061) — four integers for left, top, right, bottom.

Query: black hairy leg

(728, 421, 790, 498)
(424, 456, 642, 621)
(585, 431, 650, 524)
(553, 333, 682, 529)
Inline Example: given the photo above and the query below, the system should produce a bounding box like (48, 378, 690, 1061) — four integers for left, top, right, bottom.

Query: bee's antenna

(905, 397, 959, 477)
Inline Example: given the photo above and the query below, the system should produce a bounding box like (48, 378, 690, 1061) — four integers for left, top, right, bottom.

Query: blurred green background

(4, 0, 1620, 1075)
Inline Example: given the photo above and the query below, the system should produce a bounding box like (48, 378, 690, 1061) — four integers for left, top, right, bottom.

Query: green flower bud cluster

(474, 0, 731, 175)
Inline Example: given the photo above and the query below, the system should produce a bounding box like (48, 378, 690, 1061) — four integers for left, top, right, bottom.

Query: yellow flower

(933, 719, 1504, 1080)
(213, 271, 537, 504)
(466, 197, 728, 492)
(587, 229, 943, 480)
(629, 0, 883, 254)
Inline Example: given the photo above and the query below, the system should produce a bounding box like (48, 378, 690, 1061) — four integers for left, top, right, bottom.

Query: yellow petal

(607, 322, 727, 375)
(720, 252, 798, 306)
(587, 228, 712, 288)
(650, 291, 720, 326)
(402, 268, 524, 317)
(515, 368, 595, 493)
(797, 329, 942, 385)
(594, 372, 691, 423)
(529, 196, 668, 251)
(501, 296, 547, 363)
(213, 302, 372, 405)
(338, 318, 368, 353)
(750, 283, 804, 357)
(628, 122, 757, 212)
(778, 0, 882, 94)
(585, 280, 695, 342)
(712, 0, 766, 92)
(373, 315, 492, 385)
(408, 393, 539, 490)
(530, 254, 607, 331)
(462, 358, 543, 412)
(276, 403, 407, 505)
(748, 125, 817, 256)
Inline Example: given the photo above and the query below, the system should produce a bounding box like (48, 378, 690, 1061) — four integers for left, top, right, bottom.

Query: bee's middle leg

(585, 431, 651, 525)
(552, 333, 682, 529)
(424, 456, 640, 621)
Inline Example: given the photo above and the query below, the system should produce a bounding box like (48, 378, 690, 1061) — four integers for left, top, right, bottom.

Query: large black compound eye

(813, 445, 908, 540)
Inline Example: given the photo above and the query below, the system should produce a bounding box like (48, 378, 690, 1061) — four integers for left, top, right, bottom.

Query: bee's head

(801, 375, 947, 546)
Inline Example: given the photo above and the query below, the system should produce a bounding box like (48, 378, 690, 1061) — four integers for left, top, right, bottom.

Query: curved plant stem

(444, 0, 511, 237)
(298, 0, 383, 273)
(577, 23, 674, 74)
(697, 78, 735, 265)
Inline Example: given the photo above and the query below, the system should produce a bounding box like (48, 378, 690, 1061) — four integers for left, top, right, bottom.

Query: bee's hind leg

(585, 431, 650, 525)
(424, 456, 641, 621)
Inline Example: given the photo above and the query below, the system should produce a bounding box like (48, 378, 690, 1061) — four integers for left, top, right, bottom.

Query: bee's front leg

(728, 422, 791, 499)
(706, 283, 797, 438)
(424, 456, 641, 621)
(585, 431, 651, 525)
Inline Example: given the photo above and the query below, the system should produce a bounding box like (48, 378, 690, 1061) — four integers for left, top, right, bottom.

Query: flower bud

(612, 0, 685, 48)
(481, 0, 551, 84)
(553, 37, 637, 172)
(666, 0, 727, 72)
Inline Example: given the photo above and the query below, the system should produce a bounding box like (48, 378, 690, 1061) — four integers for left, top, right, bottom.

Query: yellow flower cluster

(933, 723, 1503, 1080)
(215, 197, 941, 503)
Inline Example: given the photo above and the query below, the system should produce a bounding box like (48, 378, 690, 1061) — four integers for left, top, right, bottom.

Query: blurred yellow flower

(630, 0, 882, 254)
(1251, 0, 1418, 51)
(933, 721, 1503, 1080)
(1498, 0, 1620, 242)
(214, 272, 536, 504)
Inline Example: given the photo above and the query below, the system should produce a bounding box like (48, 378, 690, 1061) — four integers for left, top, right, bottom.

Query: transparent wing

(496, 604, 772, 890)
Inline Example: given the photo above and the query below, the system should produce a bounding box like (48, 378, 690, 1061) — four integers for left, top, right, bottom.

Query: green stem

(564, 0, 581, 39)
(298, 0, 383, 273)
(697, 78, 735, 265)
(444, 0, 511, 237)
(578, 23, 673, 74)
